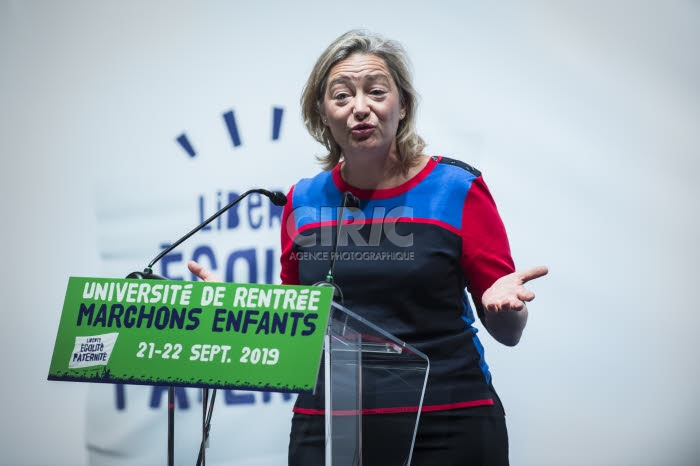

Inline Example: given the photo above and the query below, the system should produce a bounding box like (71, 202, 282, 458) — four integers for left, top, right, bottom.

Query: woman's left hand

(481, 266, 549, 312)
(480, 266, 548, 346)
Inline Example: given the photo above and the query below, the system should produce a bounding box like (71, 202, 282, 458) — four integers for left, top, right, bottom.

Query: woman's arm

(458, 173, 548, 346)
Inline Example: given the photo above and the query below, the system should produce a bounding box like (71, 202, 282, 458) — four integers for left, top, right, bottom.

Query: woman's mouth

(351, 124, 375, 135)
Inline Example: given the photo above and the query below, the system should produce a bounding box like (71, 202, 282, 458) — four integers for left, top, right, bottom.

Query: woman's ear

(317, 99, 327, 125)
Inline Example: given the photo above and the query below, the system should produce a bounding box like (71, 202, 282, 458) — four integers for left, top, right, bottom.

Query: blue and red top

(280, 156, 514, 415)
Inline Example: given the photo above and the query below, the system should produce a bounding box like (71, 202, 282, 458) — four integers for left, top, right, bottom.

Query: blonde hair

(301, 30, 426, 172)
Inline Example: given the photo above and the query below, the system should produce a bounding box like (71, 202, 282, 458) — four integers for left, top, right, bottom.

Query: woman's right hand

(187, 260, 223, 282)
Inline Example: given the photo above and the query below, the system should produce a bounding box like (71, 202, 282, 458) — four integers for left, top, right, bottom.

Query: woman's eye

(334, 92, 349, 100)
(370, 89, 387, 96)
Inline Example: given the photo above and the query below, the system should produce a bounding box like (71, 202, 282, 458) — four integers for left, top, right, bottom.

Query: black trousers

(289, 409, 509, 466)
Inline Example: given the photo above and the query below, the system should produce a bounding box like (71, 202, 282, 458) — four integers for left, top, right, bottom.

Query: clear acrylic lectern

(322, 301, 430, 466)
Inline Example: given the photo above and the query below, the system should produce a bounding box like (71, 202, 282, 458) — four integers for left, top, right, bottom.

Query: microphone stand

(197, 387, 216, 466)
(125, 188, 287, 466)
(314, 191, 360, 305)
(314, 192, 360, 463)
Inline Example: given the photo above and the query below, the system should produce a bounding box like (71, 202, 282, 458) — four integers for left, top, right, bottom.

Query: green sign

(48, 277, 333, 392)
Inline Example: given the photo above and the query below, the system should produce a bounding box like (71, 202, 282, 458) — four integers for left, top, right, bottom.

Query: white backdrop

(1, 1, 699, 465)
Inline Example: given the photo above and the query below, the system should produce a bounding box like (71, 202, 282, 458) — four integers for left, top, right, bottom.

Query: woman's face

(321, 53, 404, 158)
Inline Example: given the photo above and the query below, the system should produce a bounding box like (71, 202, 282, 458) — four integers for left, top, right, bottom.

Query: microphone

(342, 191, 361, 209)
(126, 188, 287, 280)
(314, 191, 360, 303)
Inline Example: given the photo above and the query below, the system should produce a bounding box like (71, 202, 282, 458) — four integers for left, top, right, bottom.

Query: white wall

(1, 1, 699, 465)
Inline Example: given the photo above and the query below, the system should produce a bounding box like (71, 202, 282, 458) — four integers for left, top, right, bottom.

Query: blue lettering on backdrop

(247, 192, 263, 229)
(112, 188, 291, 411)
(198, 191, 283, 232)
(227, 192, 239, 229)
(156, 191, 283, 284)
(160, 251, 184, 281)
(226, 248, 257, 283)
(225, 390, 254, 405)
(150, 386, 190, 409)
(114, 385, 293, 410)
(157, 246, 277, 284)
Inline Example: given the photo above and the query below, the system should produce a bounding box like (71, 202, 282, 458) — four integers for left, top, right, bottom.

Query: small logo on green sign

(69, 332, 118, 368)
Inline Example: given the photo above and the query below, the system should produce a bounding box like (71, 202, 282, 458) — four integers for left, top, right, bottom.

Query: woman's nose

(352, 94, 370, 120)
